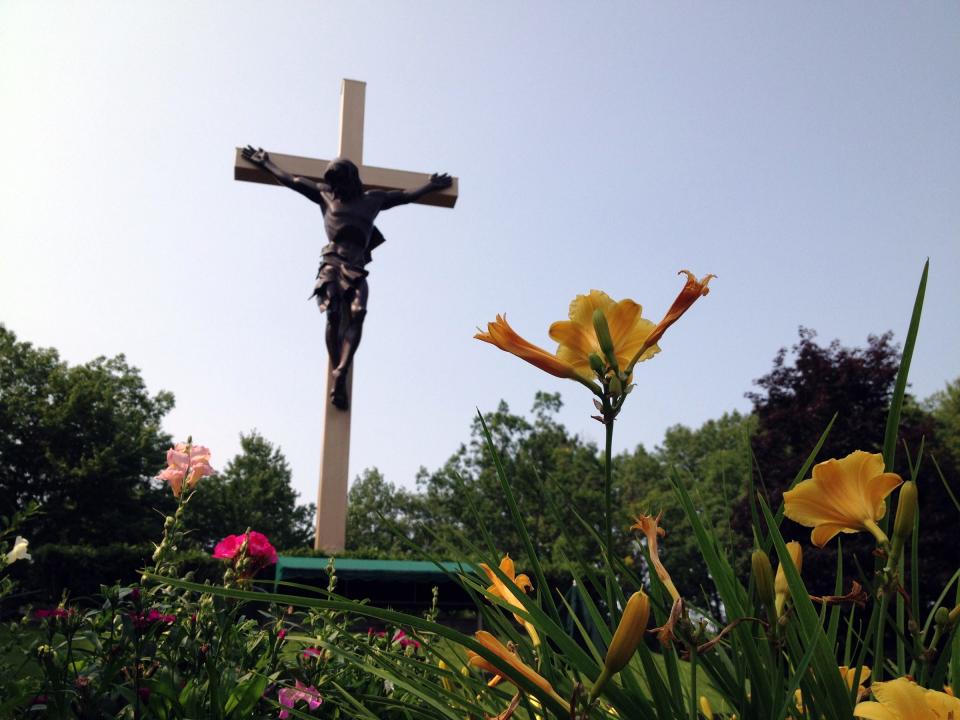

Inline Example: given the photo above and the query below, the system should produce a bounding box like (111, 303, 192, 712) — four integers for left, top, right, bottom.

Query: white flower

(5, 536, 31, 564)
(383, 680, 395, 694)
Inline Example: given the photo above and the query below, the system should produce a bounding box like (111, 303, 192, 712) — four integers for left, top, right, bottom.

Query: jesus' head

(323, 158, 363, 201)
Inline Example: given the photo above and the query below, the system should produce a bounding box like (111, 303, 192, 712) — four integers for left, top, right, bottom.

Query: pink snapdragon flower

(212, 531, 279, 576)
(158, 442, 214, 497)
(278, 680, 322, 718)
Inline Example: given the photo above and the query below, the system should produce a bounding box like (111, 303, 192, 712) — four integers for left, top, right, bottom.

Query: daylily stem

(604, 399, 616, 631)
(863, 519, 890, 549)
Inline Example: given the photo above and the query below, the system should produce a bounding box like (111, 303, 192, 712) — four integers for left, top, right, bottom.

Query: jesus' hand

(429, 173, 453, 190)
(242, 145, 270, 166)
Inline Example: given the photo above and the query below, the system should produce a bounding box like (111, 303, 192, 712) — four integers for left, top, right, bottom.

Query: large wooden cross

(234, 79, 458, 552)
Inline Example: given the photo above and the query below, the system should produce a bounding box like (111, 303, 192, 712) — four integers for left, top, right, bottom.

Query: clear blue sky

(1, 3, 957, 512)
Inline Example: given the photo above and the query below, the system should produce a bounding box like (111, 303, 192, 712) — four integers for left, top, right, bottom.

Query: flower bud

(935, 607, 951, 627)
(591, 590, 650, 701)
(609, 374, 623, 395)
(751, 549, 776, 615)
(592, 309, 618, 371)
(164, 516, 175, 529)
(893, 481, 918, 542)
(699, 696, 715, 719)
(604, 590, 650, 674)
(588, 352, 605, 375)
(774, 542, 803, 617)
(949, 604, 960, 625)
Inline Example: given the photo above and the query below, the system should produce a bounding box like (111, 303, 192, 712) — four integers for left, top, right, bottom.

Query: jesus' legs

(329, 281, 369, 410)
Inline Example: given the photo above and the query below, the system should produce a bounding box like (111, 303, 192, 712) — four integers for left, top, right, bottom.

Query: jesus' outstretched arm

(376, 173, 453, 210)
(241, 145, 330, 206)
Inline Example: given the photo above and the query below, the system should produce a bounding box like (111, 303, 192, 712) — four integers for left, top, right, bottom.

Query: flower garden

(2, 263, 958, 719)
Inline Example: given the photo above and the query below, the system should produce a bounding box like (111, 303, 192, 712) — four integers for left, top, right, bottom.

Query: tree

(184, 432, 314, 551)
(0, 326, 174, 546)
(345, 468, 423, 556)
(413, 392, 606, 567)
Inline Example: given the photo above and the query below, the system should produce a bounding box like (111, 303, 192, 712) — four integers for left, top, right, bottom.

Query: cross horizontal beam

(234, 148, 458, 208)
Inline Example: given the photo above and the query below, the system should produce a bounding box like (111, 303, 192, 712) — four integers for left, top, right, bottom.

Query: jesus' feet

(330, 369, 349, 410)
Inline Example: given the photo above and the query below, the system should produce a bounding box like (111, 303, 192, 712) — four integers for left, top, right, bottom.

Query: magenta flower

(129, 609, 176, 632)
(158, 442, 214, 497)
(392, 629, 421, 650)
(278, 680, 322, 718)
(34, 608, 74, 620)
(212, 531, 279, 576)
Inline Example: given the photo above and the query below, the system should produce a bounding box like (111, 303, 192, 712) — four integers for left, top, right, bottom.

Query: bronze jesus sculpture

(241, 146, 452, 410)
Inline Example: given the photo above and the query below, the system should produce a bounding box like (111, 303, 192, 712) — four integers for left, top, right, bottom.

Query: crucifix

(234, 79, 458, 552)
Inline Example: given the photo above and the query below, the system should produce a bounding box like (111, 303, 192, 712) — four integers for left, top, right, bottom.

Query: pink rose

(158, 442, 214, 497)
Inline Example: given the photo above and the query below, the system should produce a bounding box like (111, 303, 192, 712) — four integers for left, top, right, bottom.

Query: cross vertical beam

(315, 79, 365, 552)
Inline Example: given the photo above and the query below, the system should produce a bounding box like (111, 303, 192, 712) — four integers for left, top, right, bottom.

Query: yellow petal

(566, 290, 615, 328)
(630, 270, 714, 366)
(925, 685, 960, 716)
(514, 574, 534, 593)
(499, 554, 516, 581)
(550, 320, 597, 378)
(852, 701, 898, 720)
(855, 677, 946, 720)
(480, 559, 533, 631)
(472, 631, 566, 709)
(810, 523, 856, 548)
(783, 451, 902, 547)
(476, 315, 580, 380)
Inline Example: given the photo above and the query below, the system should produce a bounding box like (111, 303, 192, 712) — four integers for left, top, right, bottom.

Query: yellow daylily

(466, 631, 569, 713)
(547, 290, 658, 380)
(840, 665, 872, 701)
(631, 512, 681, 603)
(795, 666, 871, 715)
(854, 677, 960, 719)
(699, 695, 715, 719)
(480, 554, 540, 646)
(475, 271, 714, 390)
(774, 541, 803, 617)
(783, 450, 903, 548)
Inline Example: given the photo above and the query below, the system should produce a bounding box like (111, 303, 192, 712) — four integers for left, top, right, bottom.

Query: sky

(1, 3, 958, 516)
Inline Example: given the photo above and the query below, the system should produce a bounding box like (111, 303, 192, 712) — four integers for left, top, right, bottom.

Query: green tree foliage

(346, 393, 755, 605)
(615, 412, 755, 607)
(408, 392, 607, 567)
(184, 432, 314, 551)
(926, 377, 960, 468)
(0, 325, 174, 546)
(345, 468, 423, 556)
